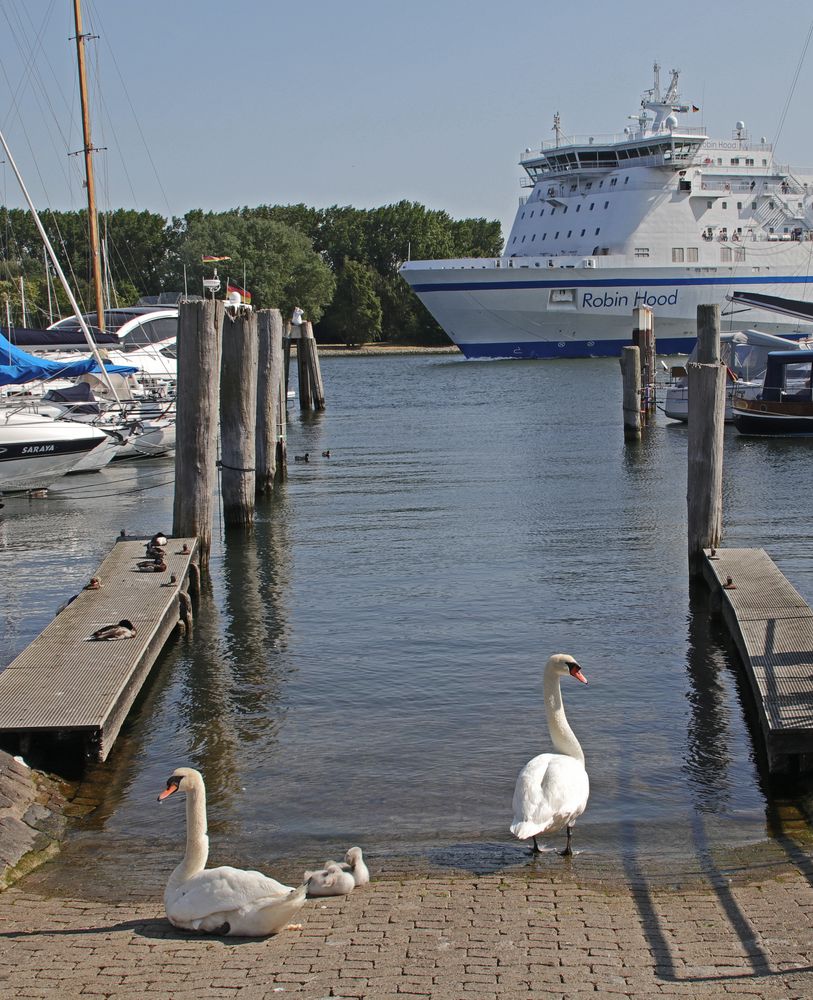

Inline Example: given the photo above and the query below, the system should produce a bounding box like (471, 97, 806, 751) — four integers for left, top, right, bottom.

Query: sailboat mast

(72, 0, 105, 333)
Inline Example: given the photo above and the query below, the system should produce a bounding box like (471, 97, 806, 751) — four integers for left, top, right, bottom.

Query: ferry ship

(399, 65, 813, 359)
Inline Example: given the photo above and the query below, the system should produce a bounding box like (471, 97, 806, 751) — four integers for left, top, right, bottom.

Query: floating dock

(0, 537, 198, 763)
(703, 547, 813, 771)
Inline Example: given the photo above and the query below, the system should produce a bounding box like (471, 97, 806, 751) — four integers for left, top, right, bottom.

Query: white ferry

(399, 65, 813, 359)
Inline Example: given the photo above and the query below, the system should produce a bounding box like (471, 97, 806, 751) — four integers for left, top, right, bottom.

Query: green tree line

(0, 202, 503, 346)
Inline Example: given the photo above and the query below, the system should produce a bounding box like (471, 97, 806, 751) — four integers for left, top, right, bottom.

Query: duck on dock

(89, 619, 136, 641)
(294, 453, 310, 463)
(137, 558, 168, 572)
(150, 532, 168, 547)
(83, 576, 102, 590)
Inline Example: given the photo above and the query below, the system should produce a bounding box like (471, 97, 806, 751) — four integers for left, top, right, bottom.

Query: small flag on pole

(691, 105, 700, 113)
(227, 282, 252, 304)
(202, 254, 231, 263)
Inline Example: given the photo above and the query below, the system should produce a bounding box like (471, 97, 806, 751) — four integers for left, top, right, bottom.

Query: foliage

(319, 259, 383, 347)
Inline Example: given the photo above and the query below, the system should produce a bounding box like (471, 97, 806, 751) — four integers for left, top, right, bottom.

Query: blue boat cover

(0, 328, 138, 387)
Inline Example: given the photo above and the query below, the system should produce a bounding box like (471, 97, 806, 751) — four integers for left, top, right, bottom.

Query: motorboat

(662, 329, 805, 422)
(0, 408, 109, 492)
(732, 350, 813, 435)
(400, 64, 813, 359)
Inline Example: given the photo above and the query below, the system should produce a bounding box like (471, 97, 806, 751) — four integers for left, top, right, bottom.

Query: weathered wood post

(299, 321, 326, 411)
(294, 322, 313, 410)
(220, 305, 258, 527)
(632, 305, 656, 421)
(620, 345, 642, 441)
(173, 299, 224, 570)
(687, 304, 726, 576)
(256, 308, 286, 493)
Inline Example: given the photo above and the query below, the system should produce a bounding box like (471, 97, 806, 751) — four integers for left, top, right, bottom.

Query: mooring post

(294, 322, 313, 410)
(256, 308, 285, 493)
(687, 304, 725, 576)
(299, 321, 326, 410)
(220, 305, 258, 527)
(632, 305, 656, 421)
(173, 299, 224, 570)
(620, 345, 642, 441)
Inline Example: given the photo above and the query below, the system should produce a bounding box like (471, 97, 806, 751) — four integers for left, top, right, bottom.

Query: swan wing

(166, 865, 294, 926)
(511, 753, 589, 839)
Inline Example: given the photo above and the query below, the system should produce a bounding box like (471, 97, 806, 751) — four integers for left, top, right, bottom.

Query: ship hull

(400, 264, 813, 359)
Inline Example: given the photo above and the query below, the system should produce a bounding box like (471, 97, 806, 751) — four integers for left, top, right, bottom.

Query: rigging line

(88, 2, 173, 217)
(48, 469, 176, 493)
(772, 18, 813, 150)
(49, 475, 175, 500)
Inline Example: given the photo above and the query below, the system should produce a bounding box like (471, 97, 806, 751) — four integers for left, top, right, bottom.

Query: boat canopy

(0, 329, 137, 387)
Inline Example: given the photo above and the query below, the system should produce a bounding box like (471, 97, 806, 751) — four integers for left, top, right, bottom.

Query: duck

(89, 619, 136, 641)
(83, 576, 102, 590)
(158, 767, 307, 936)
(294, 453, 310, 463)
(144, 544, 165, 559)
(150, 532, 168, 547)
(321, 450, 331, 458)
(137, 558, 167, 572)
(304, 861, 356, 898)
(337, 846, 369, 886)
(510, 653, 590, 857)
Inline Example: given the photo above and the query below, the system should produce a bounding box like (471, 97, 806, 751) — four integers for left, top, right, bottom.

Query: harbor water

(2, 353, 813, 885)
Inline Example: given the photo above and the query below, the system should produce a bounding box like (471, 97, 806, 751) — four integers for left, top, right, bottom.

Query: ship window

(717, 158, 723, 165)
(567, 230, 572, 237)
(672, 248, 685, 262)
(737, 202, 742, 209)
(635, 247, 650, 258)
(542, 233, 547, 240)
(563, 206, 568, 213)
(580, 229, 585, 236)
(735, 246, 745, 261)
(570, 183, 577, 191)
(555, 232, 559, 238)
(762, 159, 768, 166)
(610, 178, 618, 187)
(589, 203, 594, 210)
(521, 235, 526, 242)
(720, 246, 732, 262)
(540, 209, 544, 216)
(769, 201, 775, 209)
(531, 233, 536, 241)
(595, 228, 601, 235)
(576, 204, 581, 212)
(746, 158, 754, 166)
(625, 176, 629, 183)
(511, 236, 517, 244)
(707, 201, 713, 209)
(599, 181, 604, 188)
(731, 157, 740, 165)
(722, 202, 727, 209)
(604, 201, 609, 209)
(585, 182, 592, 190)
(687, 247, 699, 262)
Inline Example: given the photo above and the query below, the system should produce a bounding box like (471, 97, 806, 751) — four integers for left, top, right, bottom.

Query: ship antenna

(552, 111, 562, 147)
(652, 61, 660, 101)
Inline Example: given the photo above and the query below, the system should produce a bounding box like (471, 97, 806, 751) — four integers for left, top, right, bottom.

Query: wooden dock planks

(703, 547, 813, 767)
(0, 537, 198, 762)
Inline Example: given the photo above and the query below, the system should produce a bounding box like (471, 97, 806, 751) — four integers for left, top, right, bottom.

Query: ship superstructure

(399, 65, 813, 359)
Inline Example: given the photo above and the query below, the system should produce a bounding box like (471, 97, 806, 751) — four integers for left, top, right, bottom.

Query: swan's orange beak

(569, 665, 588, 684)
(158, 776, 181, 802)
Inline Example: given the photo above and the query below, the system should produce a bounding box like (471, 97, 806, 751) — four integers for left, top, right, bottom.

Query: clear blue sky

(2, 0, 813, 240)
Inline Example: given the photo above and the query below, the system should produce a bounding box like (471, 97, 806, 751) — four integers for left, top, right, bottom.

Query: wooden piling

(299, 321, 326, 411)
(687, 304, 725, 576)
(220, 305, 258, 526)
(620, 345, 642, 441)
(173, 299, 223, 569)
(632, 306, 656, 421)
(256, 308, 286, 493)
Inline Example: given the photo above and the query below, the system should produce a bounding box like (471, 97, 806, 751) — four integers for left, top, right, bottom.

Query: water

(2, 354, 813, 883)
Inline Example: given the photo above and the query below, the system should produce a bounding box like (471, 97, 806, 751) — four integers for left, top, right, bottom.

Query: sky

(2, 0, 813, 242)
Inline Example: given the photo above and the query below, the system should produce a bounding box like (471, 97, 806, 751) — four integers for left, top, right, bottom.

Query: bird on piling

(510, 653, 590, 857)
(294, 453, 310, 463)
(158, 767, 307, 936)
(89, 619, 136, 641)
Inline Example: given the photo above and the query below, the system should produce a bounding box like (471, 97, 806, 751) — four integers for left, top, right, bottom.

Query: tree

(320, 259, 382, 347)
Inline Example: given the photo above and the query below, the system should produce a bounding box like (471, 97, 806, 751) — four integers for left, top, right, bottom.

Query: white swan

(304, 861, 356, 897)
(158, 766, 307, 936)
(510, 653, 589, 856)
(340, 846, 370, 886)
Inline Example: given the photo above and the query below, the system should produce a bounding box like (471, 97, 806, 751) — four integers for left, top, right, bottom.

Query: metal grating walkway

(703, 547, 813, 767)
(0, 537, 198, 761)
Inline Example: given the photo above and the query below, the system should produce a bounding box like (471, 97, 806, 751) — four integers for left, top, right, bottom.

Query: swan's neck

(544, 670, 584, 764)
(171, 784, 209, 884)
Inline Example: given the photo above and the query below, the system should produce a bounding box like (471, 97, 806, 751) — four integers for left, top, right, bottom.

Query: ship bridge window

(635, 247, 650, 258)
(672, 248, 684, 262)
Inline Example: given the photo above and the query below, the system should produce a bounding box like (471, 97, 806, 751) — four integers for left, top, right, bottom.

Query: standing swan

(158, 767, 307, 936)
(510, 654, 589, 856)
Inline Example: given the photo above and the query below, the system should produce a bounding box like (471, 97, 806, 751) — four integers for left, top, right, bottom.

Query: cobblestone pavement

(1, 840, 812, 1000)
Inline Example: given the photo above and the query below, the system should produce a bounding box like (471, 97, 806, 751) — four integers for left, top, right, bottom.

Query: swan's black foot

(557, 826, 574, 857)
(209, 921, 230, 935)
(530, 836, 542, 855)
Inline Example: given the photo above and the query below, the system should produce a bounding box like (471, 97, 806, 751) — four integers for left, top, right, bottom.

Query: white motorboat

(400, 64, 813, 359)
(0, 409, 108, 492)
(662, 329, 806, 422)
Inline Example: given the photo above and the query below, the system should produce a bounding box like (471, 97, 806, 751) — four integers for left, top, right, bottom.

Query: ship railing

(698, 178, 806, 196)
(522, 126, 707, 156)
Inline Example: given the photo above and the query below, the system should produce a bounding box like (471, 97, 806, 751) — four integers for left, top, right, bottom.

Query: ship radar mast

(637, 63, 688, 134)
(552, 111, 563, 147)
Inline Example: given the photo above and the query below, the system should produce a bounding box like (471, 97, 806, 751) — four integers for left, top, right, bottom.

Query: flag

(202, 254, 231, 263)
(692, 105, 700, 113)
(227, 282, 252, 304)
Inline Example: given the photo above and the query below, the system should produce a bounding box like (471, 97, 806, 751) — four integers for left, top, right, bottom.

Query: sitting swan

(158, 767, 307, 936)
(304, 861, 356, 897)
(510, 653, 589, 857)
